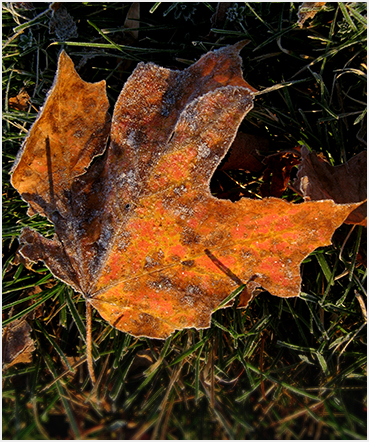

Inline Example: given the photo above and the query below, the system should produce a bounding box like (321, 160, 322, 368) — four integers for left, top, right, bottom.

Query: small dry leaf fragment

(49, 3, 78, 41)
(9, 88, 30, 111)
(11, 43, 360, 340)
(210, 3, 233, 28)
(295, 145, 367, 226)
(3, 318, 35, 369)
(124, 2, 140, 40)
(297, 2, 326, 27)
(127, 349, 155, 379)
(13, 3, 36, 10)
(260, 149, 301, 198)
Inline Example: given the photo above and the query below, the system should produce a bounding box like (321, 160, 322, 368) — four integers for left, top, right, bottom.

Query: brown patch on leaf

(294, 145, 367, 226)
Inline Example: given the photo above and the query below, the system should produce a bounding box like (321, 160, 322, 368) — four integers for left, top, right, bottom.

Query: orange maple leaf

(11, 43, 358, 344)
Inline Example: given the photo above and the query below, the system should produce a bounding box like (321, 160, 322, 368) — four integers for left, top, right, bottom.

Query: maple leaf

(11, 43, 359, 341)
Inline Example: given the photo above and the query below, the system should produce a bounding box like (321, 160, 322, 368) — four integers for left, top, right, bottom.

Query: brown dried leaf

(297, 2, 326, 28)
(3, 318, 35, 369)
(295, 145, 367, 226)
(10, 44, 359, 340)
(8, 88, 30, 111)
(49, 3, 78, 41)
(260, 149, 301, 198)
(210, 3, 233, 28)
(124, 2, 140, 40)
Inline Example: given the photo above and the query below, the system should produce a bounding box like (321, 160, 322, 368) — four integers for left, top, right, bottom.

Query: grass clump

(2, 2, 366, 439)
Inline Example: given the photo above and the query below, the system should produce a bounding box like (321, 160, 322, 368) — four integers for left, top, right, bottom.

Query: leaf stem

(86, 302, 96, 385)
